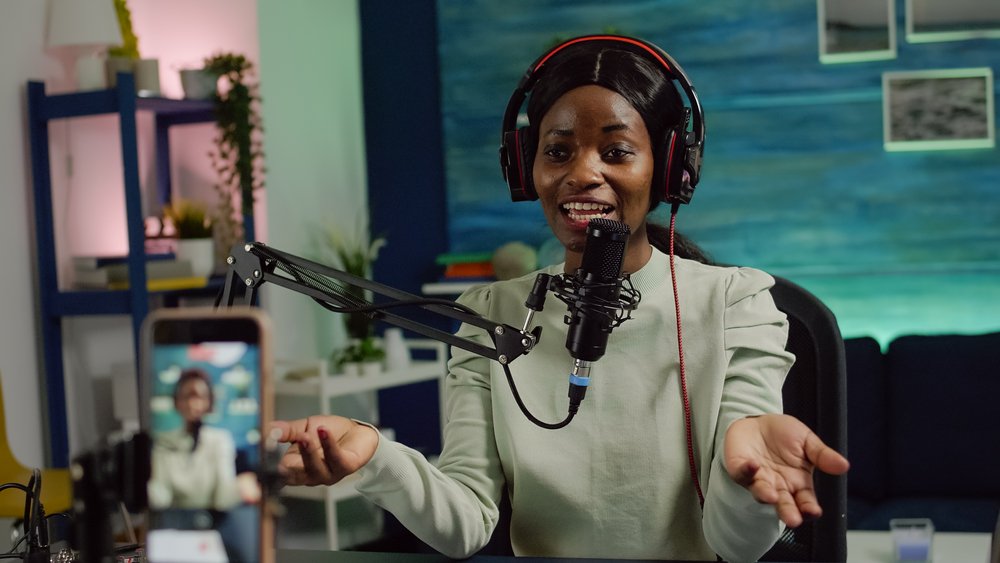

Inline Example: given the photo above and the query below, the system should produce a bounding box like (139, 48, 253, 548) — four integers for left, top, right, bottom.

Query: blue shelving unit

(25, 74, 252, 466)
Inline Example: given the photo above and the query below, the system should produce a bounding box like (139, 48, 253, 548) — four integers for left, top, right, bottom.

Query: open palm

(725, 413, 849, 527)
(272, 415, 378, 487)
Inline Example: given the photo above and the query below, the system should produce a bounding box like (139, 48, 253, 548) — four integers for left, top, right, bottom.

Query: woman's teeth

(562, 202, 612, 222)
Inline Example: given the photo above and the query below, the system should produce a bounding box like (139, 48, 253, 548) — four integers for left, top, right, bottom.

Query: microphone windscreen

(580, 218, 630, 282)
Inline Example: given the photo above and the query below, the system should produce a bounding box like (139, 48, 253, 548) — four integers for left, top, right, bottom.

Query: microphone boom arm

(220, 242, 540, 364)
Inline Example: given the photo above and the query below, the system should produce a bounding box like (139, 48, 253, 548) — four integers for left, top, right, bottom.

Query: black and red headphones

(499, 35, 705, 206)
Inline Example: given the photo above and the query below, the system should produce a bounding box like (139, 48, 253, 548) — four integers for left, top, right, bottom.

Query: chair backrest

(0, 370, 35, 516)
(0, 371, 73, 517)
(760, 276, 849, 562)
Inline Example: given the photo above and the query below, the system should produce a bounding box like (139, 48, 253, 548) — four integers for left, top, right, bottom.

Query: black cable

(0, 482, 35, 559)
(502, 363, 576, 429)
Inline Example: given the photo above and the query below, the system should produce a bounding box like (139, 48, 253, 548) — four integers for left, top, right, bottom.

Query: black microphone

(562, 218, 632, 408)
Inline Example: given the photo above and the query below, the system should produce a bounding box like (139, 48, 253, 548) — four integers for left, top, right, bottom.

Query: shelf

(274, 359, 445, 399)
(26, 75, 229, 466)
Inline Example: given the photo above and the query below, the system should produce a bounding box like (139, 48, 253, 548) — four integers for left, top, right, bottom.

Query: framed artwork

(906, 0, 1000, 42)
(817, 0, 896, 63)
(882, 68, 995, 151)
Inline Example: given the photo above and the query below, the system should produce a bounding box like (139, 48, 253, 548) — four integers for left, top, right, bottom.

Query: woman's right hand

(271, 415, 379, 486)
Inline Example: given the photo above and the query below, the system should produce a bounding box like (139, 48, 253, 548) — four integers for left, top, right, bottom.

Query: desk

(846, 530, 991, 563)
(277, 552, 705, 563)
(277, 532, 993, 563)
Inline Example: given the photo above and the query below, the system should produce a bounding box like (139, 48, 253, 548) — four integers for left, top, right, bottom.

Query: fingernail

(299, 441, 309, 451)
(317, 426, 328, 440)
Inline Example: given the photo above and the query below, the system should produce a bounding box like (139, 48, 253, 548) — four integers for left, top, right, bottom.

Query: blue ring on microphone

(569, 375, 590, 387)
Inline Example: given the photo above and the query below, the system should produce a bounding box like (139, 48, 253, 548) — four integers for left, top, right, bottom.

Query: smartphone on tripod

(140, 308, 275, 563)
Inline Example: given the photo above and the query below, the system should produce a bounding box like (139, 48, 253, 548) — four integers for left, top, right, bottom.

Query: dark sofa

(844, 332, 1000, 532)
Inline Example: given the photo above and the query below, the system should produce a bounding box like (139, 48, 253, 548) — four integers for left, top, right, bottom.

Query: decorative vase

(176, 237, 215, 278)
(180, 68, 219, 100)
(134, 58, 161, 97)
(383, 328, 410, 372)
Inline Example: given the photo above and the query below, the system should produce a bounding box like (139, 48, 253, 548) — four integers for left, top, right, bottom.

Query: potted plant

(203, 52, 265, 266)
(164, 199, 215, 278)
(317, 221, 387, 374)
(333, 337, 387, 377)
(106, 0, 160, 95)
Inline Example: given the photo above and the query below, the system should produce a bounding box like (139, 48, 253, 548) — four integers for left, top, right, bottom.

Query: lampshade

(47, 0, 123, 48)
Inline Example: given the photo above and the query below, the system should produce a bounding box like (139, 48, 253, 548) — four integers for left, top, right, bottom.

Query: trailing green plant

(315, 221, 386, 341)
(108, 0, 140, 59)
(203, 52, 265, 257)
(164, 199, 213, 239)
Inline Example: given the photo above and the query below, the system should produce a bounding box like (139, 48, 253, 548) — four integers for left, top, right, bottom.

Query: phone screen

(143, 311, 270, 563)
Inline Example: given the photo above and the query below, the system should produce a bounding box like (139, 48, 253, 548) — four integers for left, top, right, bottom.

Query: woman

(149, 367, 261, 563)
(274, 36, 848, 562)
(149, 368, 243, 511)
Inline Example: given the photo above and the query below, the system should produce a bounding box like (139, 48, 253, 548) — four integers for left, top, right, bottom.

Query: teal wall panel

(436, 0, 1000, 345)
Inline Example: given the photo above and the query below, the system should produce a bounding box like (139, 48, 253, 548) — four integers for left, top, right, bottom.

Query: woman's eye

(605, 147, 633, 160)
(543, 146, 568, 160)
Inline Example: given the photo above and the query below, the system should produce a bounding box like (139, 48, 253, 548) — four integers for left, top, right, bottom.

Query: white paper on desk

(147, 529, 229, 563)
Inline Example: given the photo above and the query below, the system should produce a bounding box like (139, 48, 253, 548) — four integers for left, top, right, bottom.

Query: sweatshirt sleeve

(702, 267, 793, 563)
(353, 284, 505, 559)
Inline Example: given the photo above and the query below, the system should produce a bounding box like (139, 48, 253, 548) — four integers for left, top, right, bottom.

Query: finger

(804, 433, 850, 475)
(277, 448, 306, 485)
(793, 488, 823, 521)
(745, 472, 781, 505)
(774, 488, 803, 528)
(317, 425, 352, 476)
(298, 422, 334, 484)
(270, 419, 311, 443)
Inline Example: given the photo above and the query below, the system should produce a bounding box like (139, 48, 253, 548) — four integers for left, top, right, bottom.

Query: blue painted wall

(434, 0, 1000, 345)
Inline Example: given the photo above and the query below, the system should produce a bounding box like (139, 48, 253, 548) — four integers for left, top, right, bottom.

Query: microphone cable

(670, 203, 705, 507)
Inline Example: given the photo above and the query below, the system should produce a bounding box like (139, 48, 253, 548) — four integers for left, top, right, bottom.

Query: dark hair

(525, 42, 709, 261)
(173, 367, 215, 411)
(647, 223, 714, 264)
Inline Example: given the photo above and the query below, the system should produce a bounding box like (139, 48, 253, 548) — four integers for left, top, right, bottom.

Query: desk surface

(278, 531, 992, 563)
(846, 530, 991, 563)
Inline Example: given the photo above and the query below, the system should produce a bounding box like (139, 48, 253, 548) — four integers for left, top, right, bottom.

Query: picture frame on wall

(817, 0, 896, 63)
(906, 0, 1000, 43)
(882, 68, 995, 152)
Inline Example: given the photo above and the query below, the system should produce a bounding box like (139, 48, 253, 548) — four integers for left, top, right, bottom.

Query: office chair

(760, 276, 848, 562)
(0, 371, 73, 519)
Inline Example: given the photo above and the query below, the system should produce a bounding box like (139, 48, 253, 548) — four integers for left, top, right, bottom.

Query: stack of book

(435, 251, 495, 281)
(72, 253, 206, 291)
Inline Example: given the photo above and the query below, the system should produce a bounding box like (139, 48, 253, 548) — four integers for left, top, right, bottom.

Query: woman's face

(532, 84, 654, 271)
(175, 378, 212, 424)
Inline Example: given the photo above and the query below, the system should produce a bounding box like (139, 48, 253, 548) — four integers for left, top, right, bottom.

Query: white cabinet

(274, 339, 448, 550)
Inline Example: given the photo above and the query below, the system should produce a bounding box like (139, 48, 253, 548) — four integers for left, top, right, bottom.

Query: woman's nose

(565, 151, 604, 189)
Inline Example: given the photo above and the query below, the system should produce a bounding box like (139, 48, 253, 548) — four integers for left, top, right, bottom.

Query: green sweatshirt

(356, 248, 792, 561)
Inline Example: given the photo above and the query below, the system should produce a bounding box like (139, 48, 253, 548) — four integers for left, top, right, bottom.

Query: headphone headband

(499, 34, 705, 205)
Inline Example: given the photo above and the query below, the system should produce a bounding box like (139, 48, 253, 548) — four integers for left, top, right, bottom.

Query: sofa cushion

(845, 336, 888, 501)
(886, 332, 1000, 497)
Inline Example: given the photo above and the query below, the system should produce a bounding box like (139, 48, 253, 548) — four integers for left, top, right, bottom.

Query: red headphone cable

(669, 205, 705, 507)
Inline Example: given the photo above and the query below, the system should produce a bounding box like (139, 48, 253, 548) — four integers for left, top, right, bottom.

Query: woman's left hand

(724, 413, 849, 528)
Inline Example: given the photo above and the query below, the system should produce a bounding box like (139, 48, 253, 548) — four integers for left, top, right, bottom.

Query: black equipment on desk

(69, 431, 150, 563)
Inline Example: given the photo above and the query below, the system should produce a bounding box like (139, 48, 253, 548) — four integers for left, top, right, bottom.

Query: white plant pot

(180, 69, 219, 100)
(176, 237, 215, 278)
(340, 362, 361, 377)
(360, 361, 383, 377)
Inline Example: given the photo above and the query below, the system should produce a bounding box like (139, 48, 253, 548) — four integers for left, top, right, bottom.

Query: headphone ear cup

(654, 127, 683, 203)
(502, 128, 537, 201)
